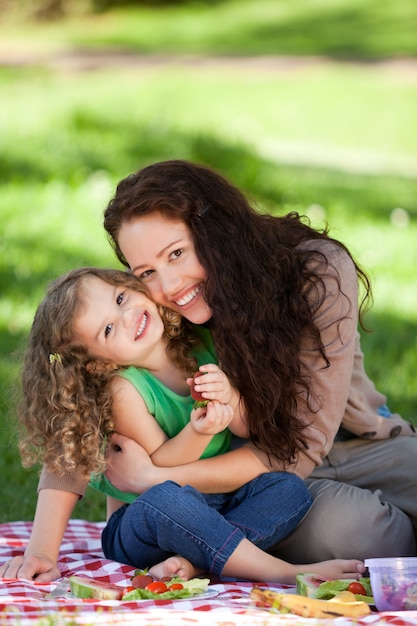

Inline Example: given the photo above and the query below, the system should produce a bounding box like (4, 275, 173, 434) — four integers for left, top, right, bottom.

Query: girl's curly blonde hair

(19, 267, 198, 481)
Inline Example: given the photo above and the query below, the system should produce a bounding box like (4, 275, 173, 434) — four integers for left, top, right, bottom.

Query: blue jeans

(102, 472, 311, 576)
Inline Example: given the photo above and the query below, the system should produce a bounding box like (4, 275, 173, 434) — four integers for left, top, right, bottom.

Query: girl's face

(117, 213, 212, 325)
(72, 276, 165, 368)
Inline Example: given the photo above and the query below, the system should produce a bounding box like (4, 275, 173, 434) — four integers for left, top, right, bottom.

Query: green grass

(0, 2, 416, 522)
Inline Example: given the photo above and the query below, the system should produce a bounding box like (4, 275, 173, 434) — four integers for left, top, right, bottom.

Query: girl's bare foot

(149, 555, 203, 581)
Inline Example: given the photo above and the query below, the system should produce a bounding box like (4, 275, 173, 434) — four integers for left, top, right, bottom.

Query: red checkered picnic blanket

(1, 520, 417, 625)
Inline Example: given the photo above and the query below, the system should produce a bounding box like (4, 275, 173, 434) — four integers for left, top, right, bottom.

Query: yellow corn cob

(250, 588, 371, 618)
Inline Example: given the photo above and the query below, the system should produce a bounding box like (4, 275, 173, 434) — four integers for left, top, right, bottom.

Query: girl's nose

(122, 307, 134, 327)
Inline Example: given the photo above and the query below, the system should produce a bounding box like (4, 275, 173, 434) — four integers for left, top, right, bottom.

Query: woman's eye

(104, 323, 113, 337)
(170, 248, 182, 260)
(116, 292, 124, 305)
(139, 269, 153, 280)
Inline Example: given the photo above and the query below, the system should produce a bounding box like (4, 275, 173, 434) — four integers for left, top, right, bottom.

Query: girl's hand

(188, 364, 240, 409)
(0, 554, 61, 582)
(190, 401, 234, 436)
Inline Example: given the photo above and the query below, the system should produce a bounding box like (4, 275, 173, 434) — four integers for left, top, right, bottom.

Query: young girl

(101, 159, 417, 562)
(1, 267, 363, 583)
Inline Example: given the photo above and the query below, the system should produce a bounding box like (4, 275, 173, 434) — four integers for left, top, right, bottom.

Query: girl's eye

(116, 292, 124, 305)
(104, 323, 113, 338)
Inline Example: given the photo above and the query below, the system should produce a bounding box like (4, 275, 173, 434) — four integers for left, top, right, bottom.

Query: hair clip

(49, 353, 62, 364)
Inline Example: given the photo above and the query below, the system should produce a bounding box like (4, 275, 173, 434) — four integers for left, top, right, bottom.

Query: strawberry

(191, 372, 209, 409)
(131, 572, 154, 589)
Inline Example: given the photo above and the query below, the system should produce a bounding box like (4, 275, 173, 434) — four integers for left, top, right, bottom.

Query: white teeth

(175, 285, 201, 307)
(135, 313, 147, 338)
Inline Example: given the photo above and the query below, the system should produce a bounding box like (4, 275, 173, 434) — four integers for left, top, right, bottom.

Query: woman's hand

(105, 434, 268, 495)
(105, 432, 162, 493)
(0, 554, 60, 582)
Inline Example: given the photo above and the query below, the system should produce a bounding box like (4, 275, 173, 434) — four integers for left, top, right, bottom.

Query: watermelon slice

(69, 575, 124, 600)
(296, 573, 329, 597)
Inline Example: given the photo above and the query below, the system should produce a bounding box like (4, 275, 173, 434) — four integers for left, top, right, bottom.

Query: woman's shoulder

(300, 237, 356, 275)
(299, 238, 359, 314)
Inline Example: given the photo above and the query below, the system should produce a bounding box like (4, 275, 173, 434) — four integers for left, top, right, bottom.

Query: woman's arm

(0, 489, 79, 581)
(105, 432, 268, 494)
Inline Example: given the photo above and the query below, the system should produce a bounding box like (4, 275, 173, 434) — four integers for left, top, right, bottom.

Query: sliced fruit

(69, 575, 124, 600)
(296, 573, 329, 597)
(250, 588, 371, 618)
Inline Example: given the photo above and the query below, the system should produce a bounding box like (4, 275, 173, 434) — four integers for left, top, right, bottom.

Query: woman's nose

(160, 270, 182, 296)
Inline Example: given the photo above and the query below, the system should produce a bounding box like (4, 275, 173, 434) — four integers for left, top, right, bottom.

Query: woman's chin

(180, 302, 212, 325)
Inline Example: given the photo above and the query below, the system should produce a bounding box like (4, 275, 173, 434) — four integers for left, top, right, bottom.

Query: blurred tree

(0, 0, 219, 21)
(33, 0, 65, 19)
(91, 0, 217, 10)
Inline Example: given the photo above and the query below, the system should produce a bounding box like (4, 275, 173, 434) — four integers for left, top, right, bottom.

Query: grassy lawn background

(1, 0, 416, 523)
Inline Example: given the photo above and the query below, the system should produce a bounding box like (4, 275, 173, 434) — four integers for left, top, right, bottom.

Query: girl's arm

(0, 488, 79, 581)
(105, 433, 268, 495)
(110, 376, 224, 466)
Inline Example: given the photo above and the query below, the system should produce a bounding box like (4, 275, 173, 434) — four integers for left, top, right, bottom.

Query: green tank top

(90, 327, 230, 503)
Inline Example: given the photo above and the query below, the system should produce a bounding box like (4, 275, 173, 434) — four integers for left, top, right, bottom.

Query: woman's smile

(173, 283, 203, 308)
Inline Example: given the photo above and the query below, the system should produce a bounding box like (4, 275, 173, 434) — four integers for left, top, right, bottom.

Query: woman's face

(118, 214, 212, 325)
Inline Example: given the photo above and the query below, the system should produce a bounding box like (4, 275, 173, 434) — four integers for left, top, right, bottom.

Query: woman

(103, 159, 417, 562)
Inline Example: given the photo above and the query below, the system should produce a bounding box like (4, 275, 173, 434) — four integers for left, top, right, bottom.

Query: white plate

(193, 588, 219, 600)
(66, 588, 219, 603)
